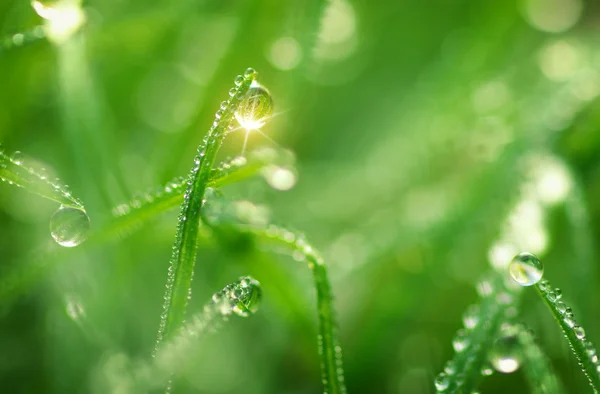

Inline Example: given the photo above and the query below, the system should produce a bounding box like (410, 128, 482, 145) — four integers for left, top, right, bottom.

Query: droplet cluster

(0, 26, 45, 53)
(434, 278, 518, 393)
(537, 278, 600, 381)
(152, 277, 261, 385)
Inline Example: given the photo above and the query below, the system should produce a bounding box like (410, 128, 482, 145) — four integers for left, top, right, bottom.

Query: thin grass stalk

(534, 279, 600, 392)
(154, 69, 258, 350)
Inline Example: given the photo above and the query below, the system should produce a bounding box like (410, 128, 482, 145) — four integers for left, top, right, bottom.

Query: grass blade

(435, 276, 517, 393)
(154, 68, 258, 351)
(202, 193, 347, 394)
(533, 278, 600, 392)
(0, 147, 84, 210)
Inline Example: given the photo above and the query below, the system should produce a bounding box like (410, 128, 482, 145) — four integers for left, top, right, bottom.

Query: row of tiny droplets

(111, 154, 249, 218)
(434, 278, 516, 393)
(537, 279, 600, 379)
(0, 26, 46, 53)
(0, 147, 85, 210)
(154, 68, 258, 353)
(260, 224, 346, 394)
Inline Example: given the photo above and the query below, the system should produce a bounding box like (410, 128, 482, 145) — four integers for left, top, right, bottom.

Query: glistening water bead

(49, 206, 90, 247)
(234, 82, 273, 130)
(489, 327, 522, 373)
(509, 252, 544, 286)
(231, 276, 262, 317)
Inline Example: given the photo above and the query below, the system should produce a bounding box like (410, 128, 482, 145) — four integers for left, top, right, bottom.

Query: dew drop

(49, 206, 90, 247)
(453, 329, 469, 352)
(31, 0, 86, 44)
(574, 325, 586, 340)
(555, 301, 567, 314)
(434, 372, 449, 391)
(232, 277, 262, 317)
(554, 288, 562, 300)
(564, 315, 576, 328)
(234, 75, 244, 86)
(481, 366, 493, 376)
(11, 151, 24, 164)
(244, 67, 257, 78)
(463, 305, 479, 329)
(489, 328, 522, 373)
(234, 82, 273, 130)
(509, 252, 544, 286)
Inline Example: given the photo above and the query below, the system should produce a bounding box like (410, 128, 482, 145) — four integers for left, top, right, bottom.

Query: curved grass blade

(201, 193, 346, 394)
(93, 147, 293, 243)
(533, 278, 600, 392)
(154, 69, 258, 352)
(517, 325, 566, 394)
(0, 148, 84, 210)
(435, 275, 517, 393)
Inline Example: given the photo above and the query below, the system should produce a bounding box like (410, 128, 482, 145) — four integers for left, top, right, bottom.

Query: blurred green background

(1, 0, 600, 393)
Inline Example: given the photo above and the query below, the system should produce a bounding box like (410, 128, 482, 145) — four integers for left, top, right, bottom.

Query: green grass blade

(154, 69, 258, 351)
(201, 194, 346, 394)
(435, 276, 517, 393)
(0, 147, 84, 210)
(252, 226, 347, 394)
(518, 325, 566, 394)
(534, 278, 600, 392)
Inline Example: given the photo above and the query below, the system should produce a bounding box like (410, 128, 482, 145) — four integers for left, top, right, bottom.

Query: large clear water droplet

(235, 82, 273, 130)
(509, 252, 544, 286)
(50, 206, 90, 247)
(31, 0, 86, 44)
(489, 328, 522, 373)
(232, 276, 262, 317)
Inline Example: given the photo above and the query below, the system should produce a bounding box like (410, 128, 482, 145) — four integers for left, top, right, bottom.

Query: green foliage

(534, 278, 600, 392)
(2, 0, 600, 393)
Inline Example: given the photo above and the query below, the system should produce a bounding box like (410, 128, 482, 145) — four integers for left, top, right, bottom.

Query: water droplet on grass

(453, 329, 469, 352)
(509, 252, 544, 286)
(463, 305, 479, 329)
(11, 151, 24, 164)
(434, 372, 449, 390)
(235, 82, 273, 130)
(231, 276, 262, 317)
(489, 328, 522, 373)
(574, 325, 586, 340)
(50, 206, 90, 247)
